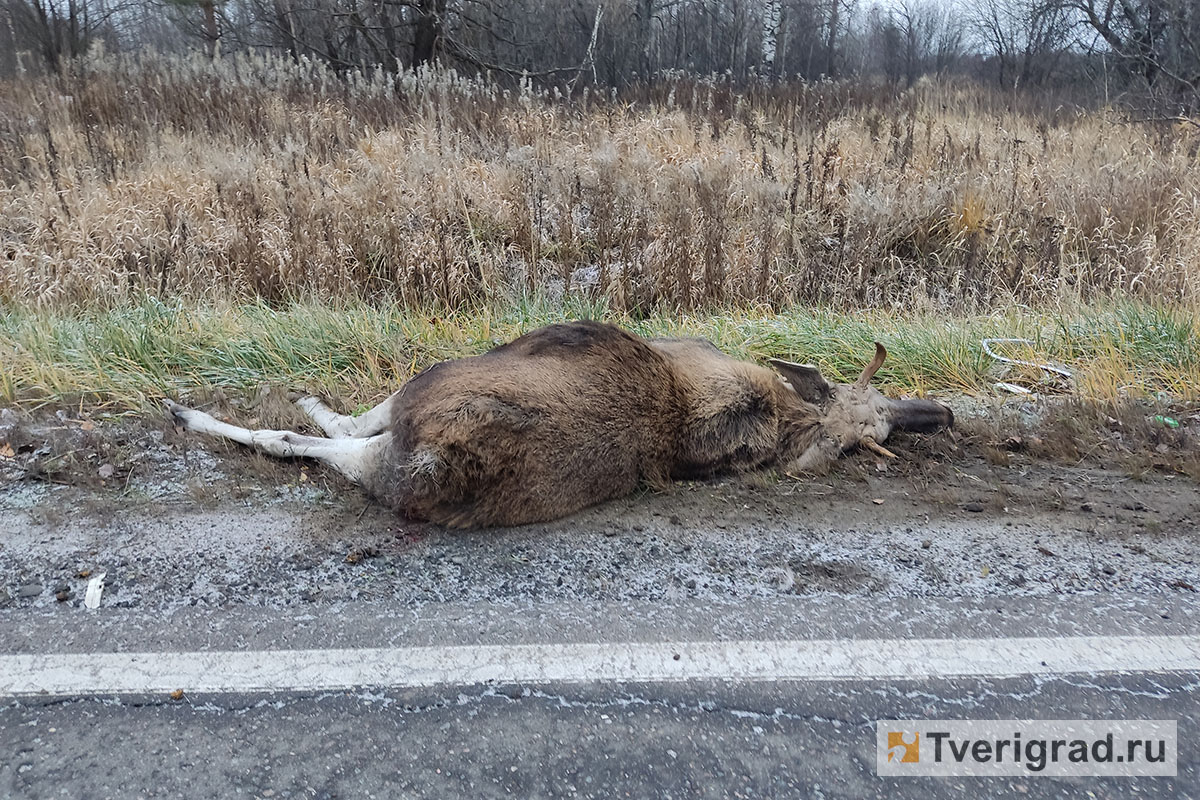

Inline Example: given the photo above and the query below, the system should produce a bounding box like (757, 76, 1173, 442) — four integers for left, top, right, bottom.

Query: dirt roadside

(1, 399, 1198, 613)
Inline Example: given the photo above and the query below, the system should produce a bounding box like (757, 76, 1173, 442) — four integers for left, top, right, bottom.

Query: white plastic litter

(84, 573, 106, 610)
(981, 339, 1073, 379)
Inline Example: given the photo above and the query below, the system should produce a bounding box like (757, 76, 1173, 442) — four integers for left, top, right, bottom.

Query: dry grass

(950, 399, 1200, 482)
(3, 53, 1200, 311)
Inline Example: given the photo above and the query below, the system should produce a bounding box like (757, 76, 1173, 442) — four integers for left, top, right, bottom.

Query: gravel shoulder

(1, 406, 1198, 614)
(2, 407, 1199, 800)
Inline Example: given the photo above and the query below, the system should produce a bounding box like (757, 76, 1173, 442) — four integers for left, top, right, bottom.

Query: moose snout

(888, 398, 954, 433)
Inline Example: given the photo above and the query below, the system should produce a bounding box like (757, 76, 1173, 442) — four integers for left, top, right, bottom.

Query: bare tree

(7, 0, 128, 67)
(823, 0, 840, 76)
(411, 0, 444, 65)
(161, 0, 221, 56)
(860, 0, 965, 86)
(970, 0, 1072, 88)
(1066, 0, 1199, 95)
(761, 0, 781, 75)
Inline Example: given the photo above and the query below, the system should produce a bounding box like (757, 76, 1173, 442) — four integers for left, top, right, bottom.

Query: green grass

(1, 296, 1198, 409)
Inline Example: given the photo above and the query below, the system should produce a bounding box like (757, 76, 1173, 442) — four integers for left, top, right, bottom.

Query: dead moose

(167, 321, 953, 527)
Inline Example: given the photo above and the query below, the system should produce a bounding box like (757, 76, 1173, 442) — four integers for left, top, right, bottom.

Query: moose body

(168, 321, 952, 527)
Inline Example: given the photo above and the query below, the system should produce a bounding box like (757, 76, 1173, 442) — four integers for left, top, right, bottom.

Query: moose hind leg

(294, 391, 401, 439)
(166, 400, 389, 483)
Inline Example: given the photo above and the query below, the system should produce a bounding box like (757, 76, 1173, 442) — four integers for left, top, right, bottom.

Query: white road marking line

(3, 635, 1199, 697)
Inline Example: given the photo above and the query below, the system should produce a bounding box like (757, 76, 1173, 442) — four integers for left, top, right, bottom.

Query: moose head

(768, 343, 954, 471)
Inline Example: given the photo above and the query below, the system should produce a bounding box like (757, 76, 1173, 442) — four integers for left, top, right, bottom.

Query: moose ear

(768, 358, 831, 405)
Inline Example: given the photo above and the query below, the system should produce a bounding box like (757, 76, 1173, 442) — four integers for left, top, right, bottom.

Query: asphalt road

(2, 595, 1197, 799)
(3, 434, 1200, 798)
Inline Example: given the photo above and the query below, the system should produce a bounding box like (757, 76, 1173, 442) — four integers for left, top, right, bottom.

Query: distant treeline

(2, 0, 1197, 108)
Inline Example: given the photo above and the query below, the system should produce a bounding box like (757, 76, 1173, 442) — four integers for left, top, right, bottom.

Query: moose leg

(293, 391, 401, 439)
(166, 400, 389, 483)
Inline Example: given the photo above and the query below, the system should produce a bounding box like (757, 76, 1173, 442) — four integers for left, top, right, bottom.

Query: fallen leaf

(872, 498, 884, 505)
(98, 463, 116, 479)
(0, 443, 13, 459)
(80, 420, 95, 431)
(169, 689, 184, 700)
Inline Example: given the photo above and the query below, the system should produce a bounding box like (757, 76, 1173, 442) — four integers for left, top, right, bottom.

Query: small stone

(449, 555, 465, 565)
(921, 539, 932, 549)
(669, 516, 683, 526)
(1080, 503, 1094, 512)
(963, 502, 985, 513)
(17, 584, 42, 598)
(55, 590, 71, 602)
(1102, 566, 1116, 576)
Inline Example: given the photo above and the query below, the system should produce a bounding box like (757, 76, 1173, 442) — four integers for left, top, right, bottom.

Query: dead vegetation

(1, 55, 1196, 476)
(915, 399, 1200, 482)
(2, 54, 1199, 311)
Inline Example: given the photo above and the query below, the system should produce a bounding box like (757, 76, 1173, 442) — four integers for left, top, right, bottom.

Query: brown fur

(366, 322, 686, 527)
(649, 336, 822, 478)
(170, 320, 953, 528)
(359, 322, 951, 527)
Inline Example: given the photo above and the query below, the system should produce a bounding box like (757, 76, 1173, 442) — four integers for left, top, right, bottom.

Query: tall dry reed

(2, 52, 1198, 311)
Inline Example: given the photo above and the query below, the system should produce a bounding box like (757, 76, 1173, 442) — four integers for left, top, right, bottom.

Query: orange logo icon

(887, 731, 920, 763)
